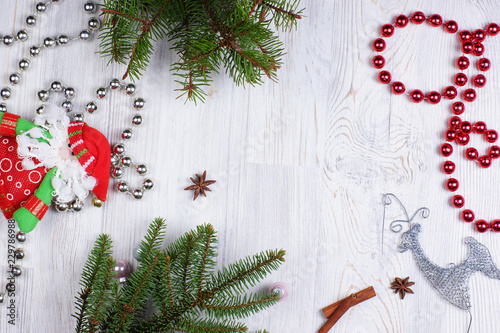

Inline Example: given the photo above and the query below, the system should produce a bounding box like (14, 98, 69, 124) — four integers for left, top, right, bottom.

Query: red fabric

(81, 125, 111, 201)
(23, 194, 48, 220)
(0, 136, 47, 219)
(0, 113, 20, 137)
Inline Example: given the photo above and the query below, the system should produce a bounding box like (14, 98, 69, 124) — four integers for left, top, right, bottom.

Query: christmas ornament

(373, 13, 500, 232)
(184, 170, 216, 201)
(384, 194, 500, 329)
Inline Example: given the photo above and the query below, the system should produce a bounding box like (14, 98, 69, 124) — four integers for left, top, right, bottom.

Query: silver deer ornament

(384, 194, 500, 311)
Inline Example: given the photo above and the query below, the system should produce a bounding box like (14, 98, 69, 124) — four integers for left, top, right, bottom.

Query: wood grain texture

(1, 0, 500, 332)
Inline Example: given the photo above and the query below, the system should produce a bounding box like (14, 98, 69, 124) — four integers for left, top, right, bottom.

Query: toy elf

(0, 109, 110, 233)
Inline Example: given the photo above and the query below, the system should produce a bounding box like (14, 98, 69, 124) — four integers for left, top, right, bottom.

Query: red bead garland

(374, 13, 500, 233)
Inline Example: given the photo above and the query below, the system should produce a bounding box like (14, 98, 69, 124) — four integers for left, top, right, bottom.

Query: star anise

(390, 276, 415, 299)
(184, 170, 216, 201)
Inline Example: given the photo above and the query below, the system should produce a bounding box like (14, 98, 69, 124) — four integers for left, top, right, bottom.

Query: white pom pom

(34, 118, 45, 126)
(17, 135, 31, 147)
(29, 127, 44, 138)
(22, 159, 36, 170)
(82, 176, 97, 190)
(52, 177, 63, 190)
(73, 183, 87, 200)
(58, 185, 74, 202)
(17, 146, 30, 156)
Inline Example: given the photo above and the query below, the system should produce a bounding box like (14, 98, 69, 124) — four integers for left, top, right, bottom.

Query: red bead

(463, 89, 476, 102)
(454, 73, 468, 86)
(395, 15, 409, 28)
(490, 146, 500, 159)
(475, 220, 490, 233)
(452, 195, 465, 208)
(373, 38, 386, 52)
(456, 133, 470, 146)
(456, 56, 470, 70)
(443, 86, 457, 100)
(446, 178, 459, 191)
(465, 147, 479, 160)
(429, 14, 442, 27)
(478, 58, 491, 71)
(440, 143, 453, 157)
(460, 121, 472, 134)
(445, 129, 457, 141)
(485, 129, 498, 143)
(486, 23, 500, 36)
(473, 29, 486, 42)
(473, 121, 487, 134)
(427, 91, 441, 104)
(462, 209, 475, 223)
(462, 42, 474, 54)
(372, 55, 385, 69)
(478, 155, 492, 168)
(411, 11, 426, 24)
(449, 116, 462, 129)
(378, 71, 391, 84)
(459, 30, 473, 42)
(445, 20, 458, 33)
(491, 220, 500, 232)
(452, 102, 465, 115)
(391, 81, 405, 95)
(472, 43, 485, 57)
(473, 74, 487, 88)
(410, 89, 424, 103)
(381, 24, 395, 37)
(442, 161, 455, 174)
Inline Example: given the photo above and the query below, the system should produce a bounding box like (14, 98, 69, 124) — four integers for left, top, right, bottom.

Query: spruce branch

(99, 0, 304, 103)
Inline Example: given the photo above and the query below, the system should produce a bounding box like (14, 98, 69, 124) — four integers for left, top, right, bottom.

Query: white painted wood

(1, 0, 500, 332)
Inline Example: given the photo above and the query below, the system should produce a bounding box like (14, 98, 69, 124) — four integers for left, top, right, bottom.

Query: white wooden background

(2, 0, 500, 332)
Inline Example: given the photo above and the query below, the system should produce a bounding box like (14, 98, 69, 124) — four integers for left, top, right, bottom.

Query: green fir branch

(204, 291, 280, 320)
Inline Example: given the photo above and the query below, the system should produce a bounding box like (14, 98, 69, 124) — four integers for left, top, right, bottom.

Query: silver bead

(70, 199, 84, 212)
(133, 98, 145, 109)
(6, 283, 15, 293)
(30, 45, 41, 57)
(61, 100, 73, 112)
(96, 87, 107, 99)
(73, 113, 84, 122)
(121, 156, 132, 168)
(64, 87, 76, 99)
(0, 293, 4, 303)
(0, 104, 7, 113)
(132, 188, 144, 199)
(26, 15, 37, 27)
(11, 266, 22, 277)
(57, 35, 70, 45)
(86, 101, 98, 113)
(17, 30, 29, 42)
(43, 37, 56, 48)
(110, 154, 120, 166)
(14, 249, 24, 260)
(88, 17, 101, 30)
(109, 79, 121, 90)
(16, 232, 26, 242)
(113, 144, 125, 155)
(3, 35, 14, 46)
(55, 201, 69, 212)
(1, 88, 12, 100)
(84, 2, 96, 13)
(36, 2, 47, 13)
(50, 81, 63, 92)
(36, 105, 46, 115)
(125, 84, 136, 95)
(79, 30, 91, 40)
(143, 178, 154, 190)
(136, 164, 147, 176)
(9, 73, 21, 85)
(117, 181, 129, 193)
(122, 128, 133, 140)
(132, 115, 143, 126)
(38, 90, 50, 102)
(112, 167, 124, 179)
(19, 59, 30, 71)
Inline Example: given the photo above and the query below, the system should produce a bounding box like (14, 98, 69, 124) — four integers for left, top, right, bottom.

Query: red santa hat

(67, 122, 111, 201)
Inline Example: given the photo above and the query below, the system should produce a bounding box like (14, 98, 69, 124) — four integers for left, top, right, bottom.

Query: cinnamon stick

(322, 286, 376, 318)
(318, 295, 356, 333)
